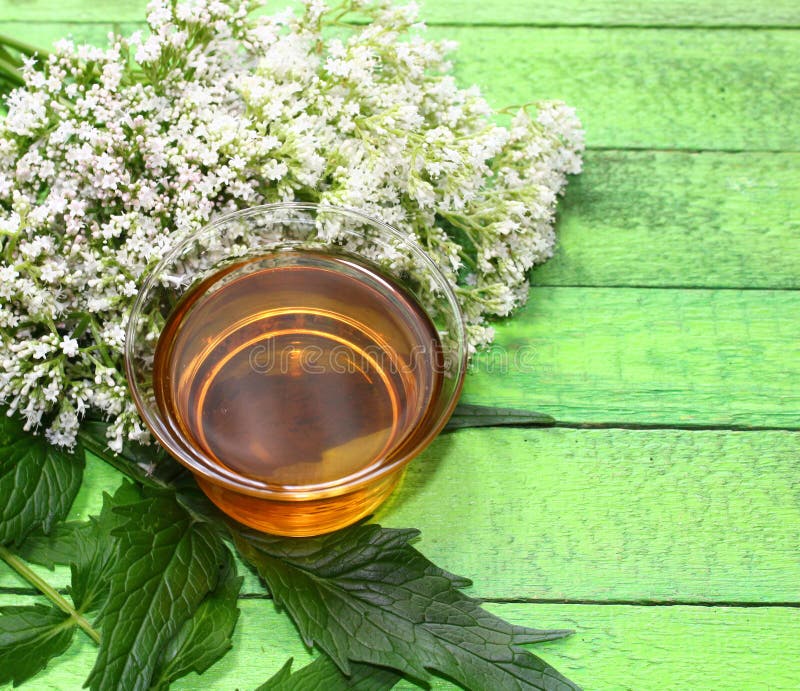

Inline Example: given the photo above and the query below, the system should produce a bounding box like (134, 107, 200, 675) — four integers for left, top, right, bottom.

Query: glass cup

(125, 203, 467, 536)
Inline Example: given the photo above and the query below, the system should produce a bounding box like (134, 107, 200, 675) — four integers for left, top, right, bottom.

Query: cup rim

(125, 201, 468, 500)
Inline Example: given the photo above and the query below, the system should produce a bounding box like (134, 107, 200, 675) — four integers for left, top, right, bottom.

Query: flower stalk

(0, 544, 101, 645)
(0, 0, 582, 452)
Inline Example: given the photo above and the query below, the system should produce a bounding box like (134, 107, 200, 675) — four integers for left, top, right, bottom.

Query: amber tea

(152, 250, 444, 533)
(127, 204, 467, 537)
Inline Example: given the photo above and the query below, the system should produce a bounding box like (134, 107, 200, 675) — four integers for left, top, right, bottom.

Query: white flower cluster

(0, 0, 582, 450)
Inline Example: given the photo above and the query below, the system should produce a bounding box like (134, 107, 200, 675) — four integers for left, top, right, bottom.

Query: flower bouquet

(0, 0, 584, 688)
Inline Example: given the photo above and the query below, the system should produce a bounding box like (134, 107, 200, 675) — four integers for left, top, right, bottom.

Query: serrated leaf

(12, 482, 143, 611)
(0, 413, 84, 545)
(0, 604, 75, 687)
(150, 549, 243, 690)
(257, 655, 400, 691)
(233, 523, 579, 691)
(86, 489, 228, 691)
(257, 658, 294, 689)
(13, 522, 89, 569)
(445, 404, 555, 431)
(78, 421, 221, 522)
(68, 481, 144, 613)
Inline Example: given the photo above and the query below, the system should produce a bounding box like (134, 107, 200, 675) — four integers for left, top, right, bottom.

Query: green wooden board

(538, 151, 800, 289)
(434, 27, 800, 151)
(2, 0, 800, 27)
(463, 288, 800, 427)
(426, 1, 800, 27)
(5, 25, 800, 287)
(3, 593, 797, 690)
(3, 427, 799, 603)
(1, 0, 799, 689)
(6, 21, 800, 287)
(6, 20, 800, 286)
(4, 24, 799, 150)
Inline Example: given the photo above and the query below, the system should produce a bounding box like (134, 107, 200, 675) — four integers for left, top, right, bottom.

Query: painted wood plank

(536, 151, 800, 289)
(4, 427, 799, 602)
(463, 288, 800, 427)
(434, 26, 800, 151)
(0, 21, 116, 48)
(2, 0, 800, 28)
(3, 593, 797, 690)
(426, 1, 800, 27)
(4, 23, 799, 151)
(4, 36, 800, 288)
(0, 0, 142, 22)
(377, 428, 800, 602)
(184, 602, 800, 691)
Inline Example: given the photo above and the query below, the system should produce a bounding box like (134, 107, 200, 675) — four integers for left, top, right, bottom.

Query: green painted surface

(537, 151, 800, 288)
(4, 594, 798, 690)
(1, 1, 799, 689)
(436, 26, 800, 150)
(2, 0, 800, 27)
(4, 430, 800, 605)
(6, 24, 800, 149)
(464, 288, 800, 426)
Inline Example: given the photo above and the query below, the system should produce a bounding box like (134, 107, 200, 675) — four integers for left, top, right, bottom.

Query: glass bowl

(125, 203, 467, 536)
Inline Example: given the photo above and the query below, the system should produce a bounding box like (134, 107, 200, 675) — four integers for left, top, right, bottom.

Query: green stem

(76, 428, 167, 490)
(0, 57, 24, 86)
(0, 545, 101, 645)
(0, 46, 20, 67)
(88, 317, 116, 369)
(0, 33, 50, 60)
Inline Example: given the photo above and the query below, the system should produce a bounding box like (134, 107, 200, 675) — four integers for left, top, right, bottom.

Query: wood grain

(0, 21, 117, 48)
(5, 24, 799, 151)
(463, 287, 800, 427)
(4, 593, 797, 690)
(378, 428, 800, 602)
(5, 25, 800, 289)
(2, 0, 800, 27)
(1, 2, 799, 690)
(426, 1, 800, 27)
(3, 427, 799, 603)
(435, 26, 800, 151)
(537, 151, 800, 289)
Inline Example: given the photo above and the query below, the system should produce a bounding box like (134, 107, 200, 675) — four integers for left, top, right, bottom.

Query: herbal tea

(152, 250, 443, 496)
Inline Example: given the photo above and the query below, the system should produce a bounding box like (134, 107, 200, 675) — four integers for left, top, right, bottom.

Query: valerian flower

(0, 0, 583, 450)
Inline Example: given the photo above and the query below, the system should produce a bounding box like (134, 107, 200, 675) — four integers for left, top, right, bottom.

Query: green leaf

(445, 404, 555, 431)
(233, 523, 579, 691)
(150, 549, 243, 690)
(11, 482, 144, 610)
(86, 489, 229, 691)
(68, 481, 144, 613)
(14, 522, 88, 570)
(0, 413, 84, 546)
(258, 658, 294, 689)
(257, 655, 400, 691)
(0, 604, 75, 687)
(78, 421, 221, 523)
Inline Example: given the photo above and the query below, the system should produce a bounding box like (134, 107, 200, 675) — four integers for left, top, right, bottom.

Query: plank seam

(5, 588, 798, 608)
(551, 422, 800, 432)
(4, 20, 800, 31)
(432, 22, 800, 30)
(486, 598, 800, 608)
(588, 146, 800, 154)
(529, 285, 800, 291)
(239, 594, 800, 609)
(450, 421, 800, 433)
(0, 586, 67, 596)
